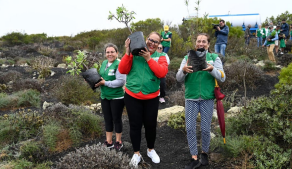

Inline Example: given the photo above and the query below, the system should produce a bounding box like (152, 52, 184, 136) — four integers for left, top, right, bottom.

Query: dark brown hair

(195, 33, 212, 52)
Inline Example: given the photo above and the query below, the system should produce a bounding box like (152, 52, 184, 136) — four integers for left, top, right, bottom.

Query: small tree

(65, 50, 100, 76)
(108, 4, 136, 34)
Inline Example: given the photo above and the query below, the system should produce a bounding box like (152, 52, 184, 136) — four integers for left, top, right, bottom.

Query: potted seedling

(65, 50, 101, 90)
(187, 48, 207, 72)
(108, 5, 147, 56)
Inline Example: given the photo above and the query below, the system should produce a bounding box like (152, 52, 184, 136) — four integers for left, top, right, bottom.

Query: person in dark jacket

(280, 19, 289, 39)
(214, 19, 229, 57)
(245, 24, 252, 46)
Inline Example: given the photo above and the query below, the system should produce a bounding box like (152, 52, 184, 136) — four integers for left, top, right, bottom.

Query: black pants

(124, 93, 159, 152)
(160, 77, 166, 98)
(101, 98, 124, 133)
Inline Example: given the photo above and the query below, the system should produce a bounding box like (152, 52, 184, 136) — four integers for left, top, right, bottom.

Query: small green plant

(108, 4, 136, 34)
(275, 62, 292, 89)
(43, 121, 61, 151)
(53, 75, 99, 105)
(6, 59, 15, 65)
(31, 56, 55, 79)
(263, 60, 277, 71)
(167, 111, 185, 130)
(20, 141, 42, 161)
(65, 50, 99, 76)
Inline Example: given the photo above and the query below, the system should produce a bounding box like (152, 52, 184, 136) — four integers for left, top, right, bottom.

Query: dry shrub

(0, 70, 22, 84)
(54, 143, 132, 169)
(12, 78, 42, 92)
(169, 85, 185, 106)
(55, 129, 73, 152)
(31, 56, 56, 79)
(165, 71, 177, 90)
(52, 75, 99, 105)
(277, 53, 292, 67)
(219, 60, 264, 91)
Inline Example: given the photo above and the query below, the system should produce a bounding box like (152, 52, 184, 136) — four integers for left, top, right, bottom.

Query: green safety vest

(266, 30, 276, 45)
(257, 28, 263, 37)
(99, 59, 124, 100)
(126, 51, 164, 94)
(184, 52, 218, 100)
(161, 31, 172, 47)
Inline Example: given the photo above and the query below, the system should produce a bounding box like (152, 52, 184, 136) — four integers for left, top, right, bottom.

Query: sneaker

(114, 141, 123, 151)
(129, 154, 141, 168)
(147, 149, 160, 163)
(200, 153, 209, 166)
(280, 52, 284, 55)
(159, 97, 165, 103)
(185, 158, 201, 169)
(103, 141, 114, 149)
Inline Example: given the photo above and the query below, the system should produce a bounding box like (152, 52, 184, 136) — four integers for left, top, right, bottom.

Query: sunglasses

(157, 47, 163, 49)
(147, 38, 159, 45)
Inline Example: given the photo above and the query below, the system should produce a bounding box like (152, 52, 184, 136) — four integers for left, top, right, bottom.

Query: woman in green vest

(176, 33, 226, 169)
(95, 43, 126, 151)
(119, 32, 168, 167)
(256, 25, 264, 47)
(161, 25, 172, 53)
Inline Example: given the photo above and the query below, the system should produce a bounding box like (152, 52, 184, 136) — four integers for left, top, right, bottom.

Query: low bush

(0, 89, 41, 109)
(12, 79, 42, 92)
(263, 60, 277, 71)
(43, 121, 61, 152)
(169, 57, 183, 72)
(53, 75, 100, 105)
(169, 85, 185, 107)
(219, 60, 264, 91)
(275, 62, 292, 89)
(54, 143, 132, 169)
(31, 56, 55, 79)
(165, 71, 177, 90)
(167, 111, 185, 130)
(0, 70, 22, 84)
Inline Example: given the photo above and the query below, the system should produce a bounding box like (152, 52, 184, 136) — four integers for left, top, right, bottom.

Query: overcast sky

(0, 0, 291, 37)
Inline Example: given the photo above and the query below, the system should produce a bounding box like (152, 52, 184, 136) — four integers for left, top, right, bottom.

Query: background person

(156, 44, 170, 103)
(280, 19, 289, 41)
(274, 25, 281, 55)
(95, 43, 126, 151)
(119, 32, 168, 167)
(214, 19, 229, 57)
(290, 25, 292, 41)
(245, 24, 252, 46)
(177, 33, 226, 169)
(262, 25, 278, 63)
(256, 25, 264, 47)
(161, 25, 172, 53)
(262, 25, 269, 44)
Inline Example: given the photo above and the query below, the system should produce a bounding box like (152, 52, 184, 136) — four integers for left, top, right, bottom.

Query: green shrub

(263, 60, 277, 71)
(275, 62, 292, 89)
(11, 158, 33, 169)
(6, 59, 15, 65)
(12, 79, 42, 92)
(1, 32, 28, 45)
(43, 121, 61, 151)
(20, 141, 41, 161)
(53, 75, 100, 105)
(169, 57, 183, 72)
(71, 106, 102, 137)
(167, 111, 185, 130)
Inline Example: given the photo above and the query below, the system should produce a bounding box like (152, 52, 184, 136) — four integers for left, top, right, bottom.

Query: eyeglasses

(157, 47, 163, 49)
(147, 38, 159, 45)
(106, 51, 116, 54)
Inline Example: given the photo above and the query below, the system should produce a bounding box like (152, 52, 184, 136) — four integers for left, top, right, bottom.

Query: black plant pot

(187, 49, 207, 72)
(81, 68, 101, 90)
(128, 31, 148, 56)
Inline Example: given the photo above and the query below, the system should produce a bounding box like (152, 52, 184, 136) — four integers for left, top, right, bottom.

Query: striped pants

(185, 99, 214, 155)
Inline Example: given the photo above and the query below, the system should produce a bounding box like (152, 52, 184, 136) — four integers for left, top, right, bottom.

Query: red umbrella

(214, 79, 226, 144)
